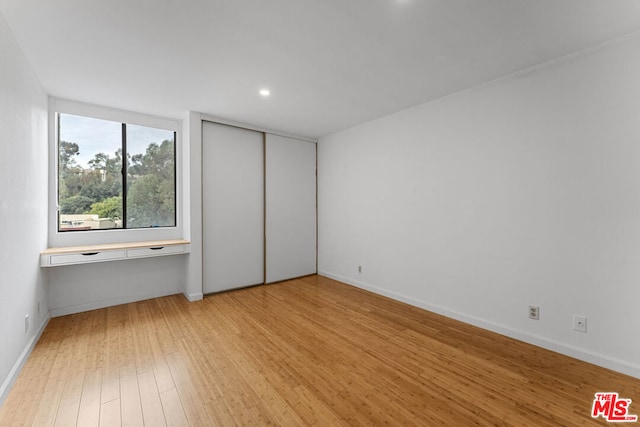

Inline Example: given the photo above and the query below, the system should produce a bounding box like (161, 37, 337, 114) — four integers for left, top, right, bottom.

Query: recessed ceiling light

(259, 89, 270, 96)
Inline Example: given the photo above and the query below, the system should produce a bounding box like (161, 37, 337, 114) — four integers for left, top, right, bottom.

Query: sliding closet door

(265, 134, 317, 283)
(202, 122, 264, 293)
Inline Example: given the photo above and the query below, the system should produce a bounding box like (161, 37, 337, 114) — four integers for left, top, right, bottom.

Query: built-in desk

(40, 239, 190, 267)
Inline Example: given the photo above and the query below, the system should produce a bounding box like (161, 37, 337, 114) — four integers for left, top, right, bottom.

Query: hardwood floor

(1, 275, 638, 426)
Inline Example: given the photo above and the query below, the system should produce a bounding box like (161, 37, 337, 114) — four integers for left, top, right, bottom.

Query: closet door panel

(265, 134, 316, 283)
(202, 122, 264, 293)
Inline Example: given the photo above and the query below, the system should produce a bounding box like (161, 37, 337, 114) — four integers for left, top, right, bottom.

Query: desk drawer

(126, 245, 185, 259)
(49, 250, 125, 266)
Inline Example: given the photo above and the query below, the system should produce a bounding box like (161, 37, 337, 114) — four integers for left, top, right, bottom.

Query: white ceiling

(2, 1, 640, 139)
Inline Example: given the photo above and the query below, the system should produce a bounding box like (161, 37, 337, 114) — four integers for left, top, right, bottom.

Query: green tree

(59, 149, 123, 217)
(127, 174, 175, 227)
(58, 141, 81, 200)
(58, 137, 174, 228)
(89, 196, 122, 219)
(88, 150, 122, 174)
(129, 141, 173, 176)
(127, 139, 175, 227)
(59, 141, 80, 170)
(60, 195, 94, 214)
(79, 171, 121, 202)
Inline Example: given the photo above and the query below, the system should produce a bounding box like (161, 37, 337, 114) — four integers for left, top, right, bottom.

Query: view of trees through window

(58, 113, 176, 232)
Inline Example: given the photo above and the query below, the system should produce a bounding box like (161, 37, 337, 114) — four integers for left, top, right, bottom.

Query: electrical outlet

(528, 305, 539, 320)
(25, 314, 30, 333)
(358, 265, 362, 274)
(37, 301, 41, 315)
(574, 315, 587, 332)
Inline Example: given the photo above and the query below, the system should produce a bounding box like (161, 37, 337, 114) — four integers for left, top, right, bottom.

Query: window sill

(40, 239, 190, 267)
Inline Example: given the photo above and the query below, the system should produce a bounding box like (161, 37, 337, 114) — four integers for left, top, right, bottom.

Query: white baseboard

(50, 289, 181, 317)
(183, 291, 203, 302)
(0, 313, 50, 407)
(318, 270, 640, 380)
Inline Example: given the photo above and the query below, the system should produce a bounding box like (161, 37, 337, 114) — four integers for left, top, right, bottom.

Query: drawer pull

(149, 247, 165, 250)
(81, 252, 99, 256)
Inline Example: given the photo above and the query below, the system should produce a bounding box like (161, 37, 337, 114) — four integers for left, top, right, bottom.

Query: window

(57, 113, 176, 232)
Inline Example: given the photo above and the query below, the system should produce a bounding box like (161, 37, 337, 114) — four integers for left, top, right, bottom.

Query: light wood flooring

(1, 275, 639, 426)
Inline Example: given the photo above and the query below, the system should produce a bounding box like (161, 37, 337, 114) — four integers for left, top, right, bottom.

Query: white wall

(0, 12, 49, 403)
(47, 256, 187, 317)
(318, 33, 640, 378)
(183, 111, 203, 302)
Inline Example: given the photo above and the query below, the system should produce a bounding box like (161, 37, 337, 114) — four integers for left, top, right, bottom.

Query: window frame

(48, 98, 184, 247)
